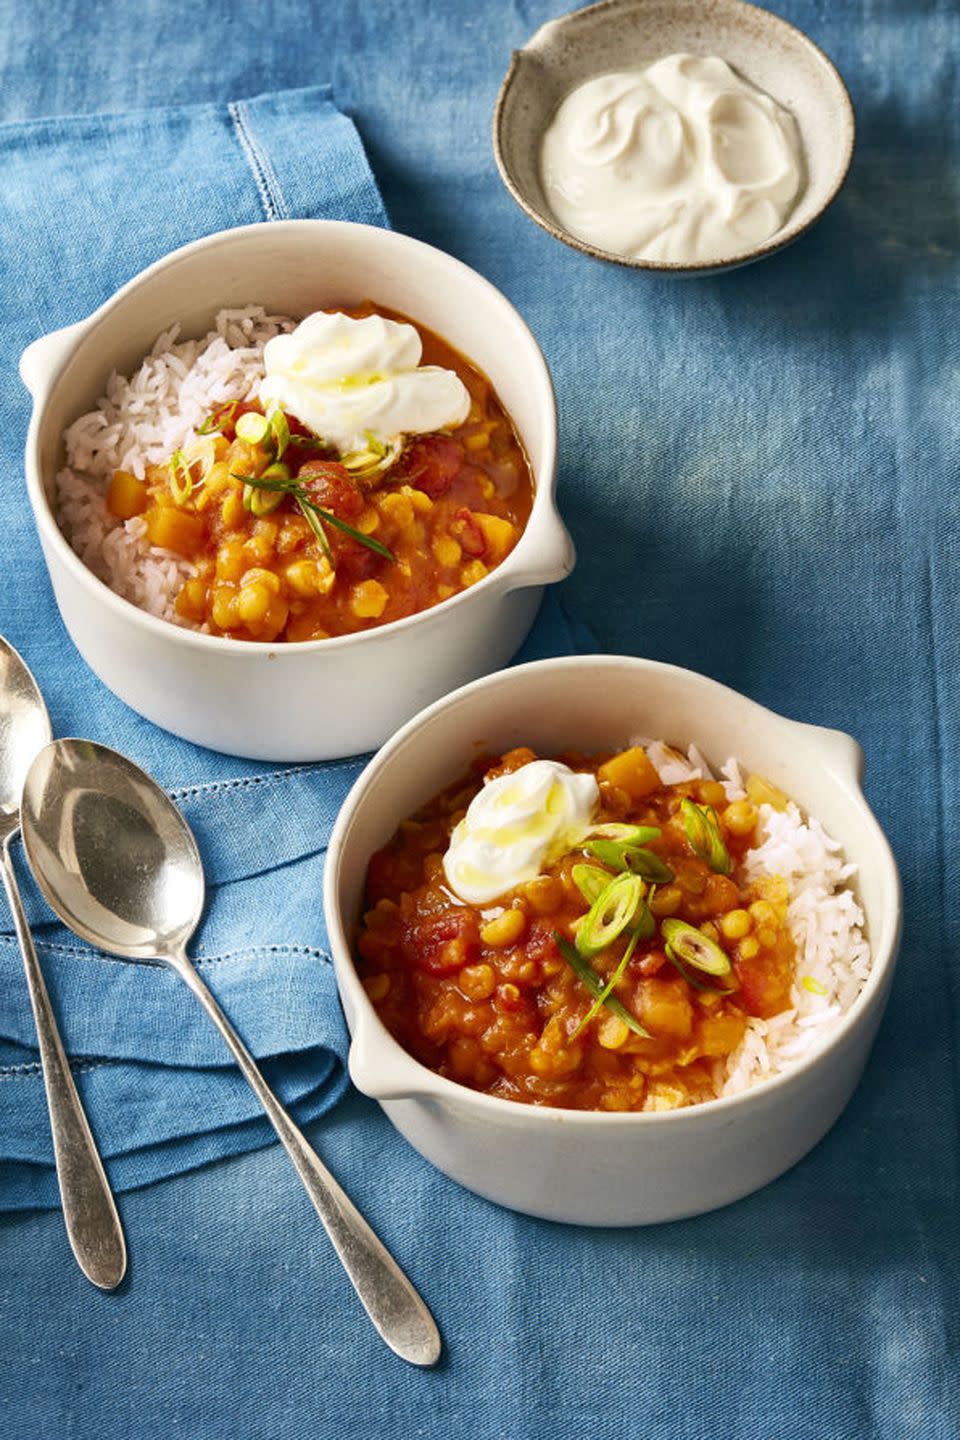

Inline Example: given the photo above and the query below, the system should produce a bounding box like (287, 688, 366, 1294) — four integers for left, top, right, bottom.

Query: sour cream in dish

(260, 310, 470, 456)
(443, 759, 599, 905)
(540, 53, 803, 265)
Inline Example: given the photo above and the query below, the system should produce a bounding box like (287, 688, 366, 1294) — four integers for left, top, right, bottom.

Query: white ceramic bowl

(324, 655, 901, 1226)
(493, 0, 856, 275)
(20, 221, 572, 761)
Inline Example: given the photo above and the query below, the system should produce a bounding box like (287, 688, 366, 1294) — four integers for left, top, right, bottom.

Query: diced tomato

(298, 461, 365, 520)
(524, 920, 561, 969)
(630, 948, 667, 978)
(334, 532, 382, 583)
(403, 910, 480, 976)
(734, 951, 792, 1018)
(496, 983, 532, 1015)
(398, 435, 465, 498)
(452, 508, 487, 557)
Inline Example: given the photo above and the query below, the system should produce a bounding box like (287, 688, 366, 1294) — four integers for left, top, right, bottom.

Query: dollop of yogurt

(443, 760, 600, 906)
(259, 310, 471, 455)
(540, 53, 804, 265)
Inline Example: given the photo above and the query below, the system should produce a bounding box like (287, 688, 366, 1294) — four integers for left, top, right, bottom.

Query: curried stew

(355, 743, 800, 1113)
(104, 305, 534, 643)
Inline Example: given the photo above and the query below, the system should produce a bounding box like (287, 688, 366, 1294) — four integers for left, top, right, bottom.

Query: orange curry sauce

(105, 306, 534, 642)
(356, 745, 796, 1113)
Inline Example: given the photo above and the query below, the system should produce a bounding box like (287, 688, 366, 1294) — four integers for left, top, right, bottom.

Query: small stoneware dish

(325, 655, 900, 1227)
(20, 221, 572, 761)
(493, 0, 855, 275)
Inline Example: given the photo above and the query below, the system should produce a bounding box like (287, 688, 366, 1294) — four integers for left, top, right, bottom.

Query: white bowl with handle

(324, 654, 901, 1226)
(20, 221, 571, 761)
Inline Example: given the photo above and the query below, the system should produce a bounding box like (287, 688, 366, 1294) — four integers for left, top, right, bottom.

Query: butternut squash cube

(597, 745, 660, 801)
(472, 512, 517, 561)
(106, 470, 148, 520)
(636, 977, 693, 1040)
(144, 506, 206, 558)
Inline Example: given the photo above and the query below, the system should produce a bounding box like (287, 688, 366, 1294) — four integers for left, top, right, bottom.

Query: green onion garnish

(681, 799, 731, 875)
(230, 471, 395, 564)
(168, 449, 194, 505)
(581, 823, 661, 845)
(661, 919, 732, 977)
(285, 433, 334, 452)
(341, 433, 403, 479)
(576, 872, 645, 959)
(267, 407, 290, 460)
(297, 494, 335, 564)
(586, 838, 674, 884)
(663, 947, 714, 992)
(571, 929, 641, 1040)
(571, 863, 614, 906)
(196, 400, 238, 435)
(235, 411, 271, 446)
(242, 463, 288, 516)
(633, 894, 656, 941)
(553, 932, 650, 1038)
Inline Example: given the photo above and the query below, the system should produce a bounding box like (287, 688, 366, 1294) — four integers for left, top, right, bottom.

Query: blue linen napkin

(0, 88, 581, 1211)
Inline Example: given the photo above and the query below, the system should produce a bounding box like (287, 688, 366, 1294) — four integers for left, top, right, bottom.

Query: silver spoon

(0, 641, 125, 1289)
(20, 737, 440, 1367)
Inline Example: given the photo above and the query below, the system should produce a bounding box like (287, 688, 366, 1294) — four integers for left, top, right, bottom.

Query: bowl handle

(20, 321, 87, 399)
(792, 722, 864, 783)
(503, 514, 576, 591)
(349, 1040, 431, 1103)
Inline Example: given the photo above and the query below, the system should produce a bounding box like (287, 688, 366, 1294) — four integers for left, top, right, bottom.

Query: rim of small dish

(492, 0, 856, 275)
(22, 219, 563, 657)
(326, 654, 902, 1126)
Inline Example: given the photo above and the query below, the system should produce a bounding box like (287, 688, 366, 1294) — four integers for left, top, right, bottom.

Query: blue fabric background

(0, 1, 957, 1437)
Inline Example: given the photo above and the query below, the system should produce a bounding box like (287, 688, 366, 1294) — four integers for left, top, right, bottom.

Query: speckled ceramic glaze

(493, 0, 856, 275)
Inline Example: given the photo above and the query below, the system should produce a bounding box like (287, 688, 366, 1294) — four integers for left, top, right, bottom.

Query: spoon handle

(170, 952, 440, 1367)
(1, 834, 126, 1290)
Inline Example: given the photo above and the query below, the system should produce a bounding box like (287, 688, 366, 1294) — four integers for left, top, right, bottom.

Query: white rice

(638, 740, 872, 1099)
(56, 306, 293, 625)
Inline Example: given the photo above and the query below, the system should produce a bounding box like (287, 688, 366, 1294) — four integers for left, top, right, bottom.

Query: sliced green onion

(663, 947, 714, 992)
(230, 472, 395, 564)
(341, 433, 403, 479)
(576, 872, 645, 959)
(304, 498, 395, 559)
(681, 799, 732, 875)
(285, 433, 334, 453)
(267, 407, 290, 460)
(242, 482, 285, 517)
(633, 895, 656, 941)
(553, 932, 650, 1038)
(581, 822, 661, 845)
(586, 838, 675, 884)
(197, 400, 238, 435)
(802, 975, 828, 996)
(661, 918, 731, 977)
(297, 495, 334, 563)
(235, 411, 271, 446)
(571, 930, 640, 1039)
(571, 864, 613, 906)
(168, 449, 193, 505)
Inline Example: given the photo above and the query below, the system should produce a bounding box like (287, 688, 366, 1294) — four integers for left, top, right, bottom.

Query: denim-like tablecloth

(0, 1, 958, 1437)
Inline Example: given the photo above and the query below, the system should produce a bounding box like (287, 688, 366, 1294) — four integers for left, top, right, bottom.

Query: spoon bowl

(21, 737, 440, 1366)
(21, 739, 204, 961)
